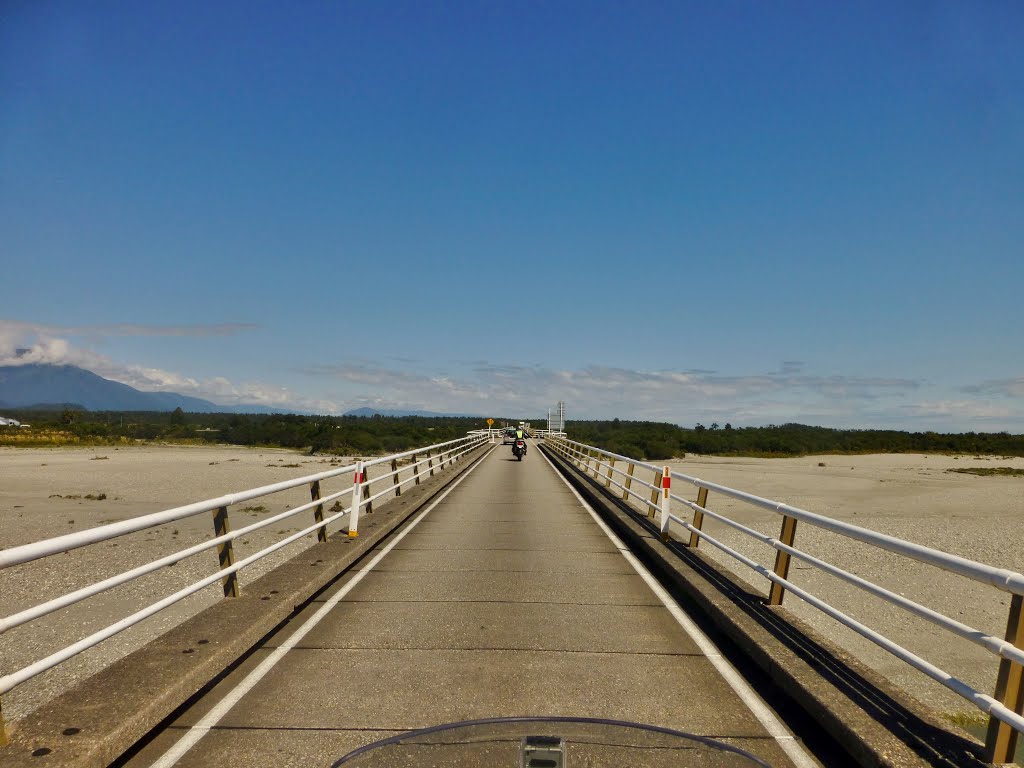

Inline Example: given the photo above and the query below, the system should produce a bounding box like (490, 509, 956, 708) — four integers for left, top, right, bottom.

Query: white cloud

(901, 400, 1015, 421)
(0, 321, 336, 413)
(962, 377, 1024, 399)
(4, 319, 1021, 430)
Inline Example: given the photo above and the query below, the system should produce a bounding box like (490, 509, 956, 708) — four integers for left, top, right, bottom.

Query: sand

(2, 445, 1023, 730)
(639, 453, 1024, 724)
(0, 444, 407, 724)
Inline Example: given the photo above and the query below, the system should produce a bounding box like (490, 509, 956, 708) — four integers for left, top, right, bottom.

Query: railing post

(649, 467, 663, 519)
(412, 452, 420, 484)
(310, 480, 327, 543)
(1, 697, 8, 745)
(622, 463, 635, 501)
(688, 487, 708, 549)
(211, 505, 239, 598)
(391, 458, 401, 497)
(659, 466, 671, 542)
(985, 593, 1024, 763)
(362, 462, 373, 514)
(428, 450, 435, 476)
(768, 515, 798, 605)
(605, 457, 615, 488)
(348, 461, 364, 537)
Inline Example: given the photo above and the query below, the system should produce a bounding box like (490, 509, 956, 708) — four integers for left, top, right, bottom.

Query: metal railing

(0, 432, 488, 741)
(543, 435, 1024, 764)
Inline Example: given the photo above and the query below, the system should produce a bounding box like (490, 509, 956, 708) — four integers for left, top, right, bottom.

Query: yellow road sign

(486, 418, 494, 426)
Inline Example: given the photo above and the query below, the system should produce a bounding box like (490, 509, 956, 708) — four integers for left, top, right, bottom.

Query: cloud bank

(2, 320, 1020, 431)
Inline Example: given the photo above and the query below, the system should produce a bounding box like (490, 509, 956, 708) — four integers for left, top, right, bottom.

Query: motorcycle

(332, 716, 773, 766)
(512, 438, 527, 460)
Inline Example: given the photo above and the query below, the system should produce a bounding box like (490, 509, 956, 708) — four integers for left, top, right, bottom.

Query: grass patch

(945, 710, 987, 728)
(947, 467, 1024, 477)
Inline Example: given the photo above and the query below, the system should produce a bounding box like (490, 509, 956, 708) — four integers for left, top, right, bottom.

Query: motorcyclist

(514, 426, 527, 453)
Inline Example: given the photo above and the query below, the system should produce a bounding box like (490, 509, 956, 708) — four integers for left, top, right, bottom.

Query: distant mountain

(0, 364, 288, 414)
(344, 407, 482, 418)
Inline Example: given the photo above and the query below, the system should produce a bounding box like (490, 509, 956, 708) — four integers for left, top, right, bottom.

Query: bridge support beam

(985, 592, 1024, 764)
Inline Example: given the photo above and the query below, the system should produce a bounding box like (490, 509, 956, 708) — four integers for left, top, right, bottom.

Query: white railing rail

(543, 435, 1024, 764)
(0, 433, 488, 719)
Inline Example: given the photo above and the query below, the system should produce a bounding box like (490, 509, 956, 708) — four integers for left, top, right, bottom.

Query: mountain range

(0, 364, 483, 418)
(0, 364, 284, 414)
(342, 407, 482, 418)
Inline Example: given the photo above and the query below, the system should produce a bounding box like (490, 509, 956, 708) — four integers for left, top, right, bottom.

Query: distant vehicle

(502, 429, 516, 445)
(512, 438, 527, 461)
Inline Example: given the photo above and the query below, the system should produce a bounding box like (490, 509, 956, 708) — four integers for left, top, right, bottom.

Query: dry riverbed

(2, 445, 1023, 734)
(0, 443, 403, 724)
(651, 452, 1024, 727)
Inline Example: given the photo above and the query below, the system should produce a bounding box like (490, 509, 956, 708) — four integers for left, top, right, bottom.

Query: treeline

(565, 420, 1024, 460)
(0, 408, 495, 455)
(3, 408, 1022, 459)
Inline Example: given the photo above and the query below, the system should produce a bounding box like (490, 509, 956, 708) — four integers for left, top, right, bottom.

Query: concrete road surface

(124, 444, 819, 768)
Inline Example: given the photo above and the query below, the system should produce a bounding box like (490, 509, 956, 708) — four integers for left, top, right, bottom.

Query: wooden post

(688, 487, 708, 549)
(622, 463, 635, 501)
(412, 453, 420, 484)
(310, 480, 327, 543)
(211, 505, 239, 598)
(428, 450, 435, 476)
(362, 463, 373, 514)
(767, 515, 798, 605)
(391, 458, 401, 496)
(985, 593, 1024, 764)
(649, 468, 663, 519)
(1, 697, 8, 745)
(605, 458, 615, 488)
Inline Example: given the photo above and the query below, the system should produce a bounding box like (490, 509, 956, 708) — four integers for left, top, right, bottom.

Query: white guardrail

(543, 436, 1024, 764)
(0, 432, 489, 737)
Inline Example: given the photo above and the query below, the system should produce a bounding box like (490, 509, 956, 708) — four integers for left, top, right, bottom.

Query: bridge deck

(125, 445, 813, 767)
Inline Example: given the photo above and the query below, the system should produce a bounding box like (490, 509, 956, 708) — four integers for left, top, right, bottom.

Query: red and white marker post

(348, 460, 364, 537)
(660, 466, 672, 541)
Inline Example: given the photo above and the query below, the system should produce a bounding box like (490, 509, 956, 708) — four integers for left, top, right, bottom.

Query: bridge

(1, 432, 1022, 767)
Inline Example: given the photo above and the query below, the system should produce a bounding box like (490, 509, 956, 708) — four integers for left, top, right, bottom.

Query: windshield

(332, 716, 773, 767)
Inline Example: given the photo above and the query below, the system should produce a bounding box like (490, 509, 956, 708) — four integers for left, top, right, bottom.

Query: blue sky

(2, 2, 1022, 430)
